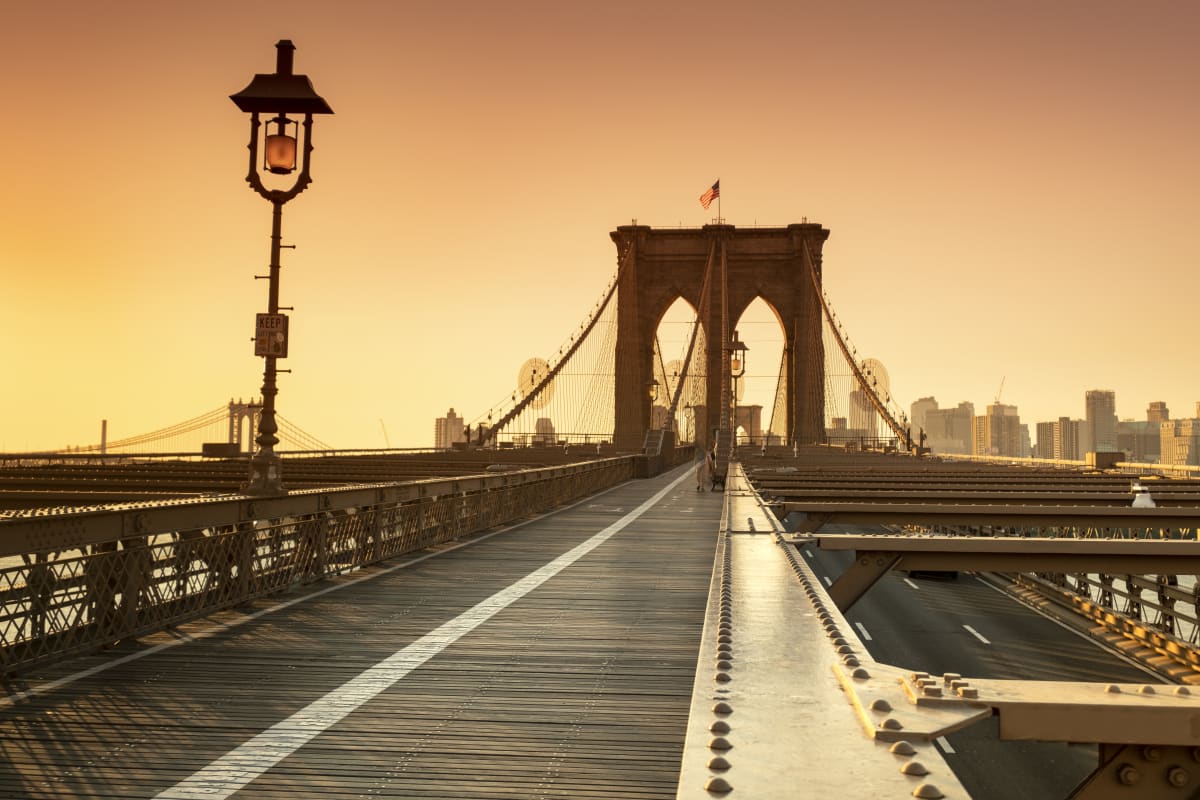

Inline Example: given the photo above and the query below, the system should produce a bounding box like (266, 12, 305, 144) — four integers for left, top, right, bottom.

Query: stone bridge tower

(610, 223, 830, 452)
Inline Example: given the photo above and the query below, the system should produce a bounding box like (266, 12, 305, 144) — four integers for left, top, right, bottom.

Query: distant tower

(910, 397, 938, 440)
(974, 403, 1021, 457)
(434, 408, 466, 449)
(1085, 390, 1118, 453)
(1147, 401, 1169, 423)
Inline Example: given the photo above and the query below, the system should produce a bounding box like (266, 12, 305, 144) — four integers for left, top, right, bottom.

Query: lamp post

(647, 379, 660, 431)
(230, 40, 333, 495)
(729, 331, 748, 445)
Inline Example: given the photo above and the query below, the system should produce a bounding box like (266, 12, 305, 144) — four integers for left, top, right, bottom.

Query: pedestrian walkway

(0, 464, 722, 799)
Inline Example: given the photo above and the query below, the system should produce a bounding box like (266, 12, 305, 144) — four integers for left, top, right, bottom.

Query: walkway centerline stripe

(154, 469, 694, 800)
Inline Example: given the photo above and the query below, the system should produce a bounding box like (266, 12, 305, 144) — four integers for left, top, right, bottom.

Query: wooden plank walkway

(0, 465, 721, 799)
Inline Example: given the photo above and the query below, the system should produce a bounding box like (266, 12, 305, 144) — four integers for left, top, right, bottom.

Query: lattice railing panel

(0, 458, 635, 674)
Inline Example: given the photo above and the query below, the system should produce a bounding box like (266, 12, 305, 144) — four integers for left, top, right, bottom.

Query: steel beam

(803, 534, 1200, 612)
(780, 501, 1200, 532)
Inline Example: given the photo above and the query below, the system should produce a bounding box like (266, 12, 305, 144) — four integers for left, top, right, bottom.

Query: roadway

(799, 529, 1158, 800)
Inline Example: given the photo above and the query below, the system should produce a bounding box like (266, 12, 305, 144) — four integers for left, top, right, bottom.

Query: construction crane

(994, 376, 1006, 405)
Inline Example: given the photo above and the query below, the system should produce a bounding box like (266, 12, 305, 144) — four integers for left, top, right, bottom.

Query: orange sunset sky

(1, 1, 1197, 451)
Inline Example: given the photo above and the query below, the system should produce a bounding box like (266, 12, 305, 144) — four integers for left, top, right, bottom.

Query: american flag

(699, 180, 720, 209)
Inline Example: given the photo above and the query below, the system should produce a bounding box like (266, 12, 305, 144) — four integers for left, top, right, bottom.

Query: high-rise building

(1085, 390, 1118, 453)
(1051, 417, 1081, 460)
(1147, 401, 1170, 423)
(434, 408, 466, 449)
(1035, 421, 1055, 459)
(849, 389, 878, 440)
(973, 403, 1021, 457)
(1161, 418, 1200, 466)
(1118, 419, 1160, 463)
(925, 401, 974, 454)
(533, 417, 557, 446)
(910, 397, 938, 440)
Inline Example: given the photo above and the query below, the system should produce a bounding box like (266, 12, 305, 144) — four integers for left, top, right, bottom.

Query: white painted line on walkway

(822, 575, 832, 587)
(963, 624, 991, 645)
(903, 578, 920, 590)
(854, 622, 873, 641)
(154, 469, 693, 800)
(936, 736, 956, 754)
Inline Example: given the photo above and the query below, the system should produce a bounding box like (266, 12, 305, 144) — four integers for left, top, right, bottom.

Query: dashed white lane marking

(963, 624, 992, 645)
(936, 736, 956, 754)
(854, 622, 873, 641)
(822, 575, 832, 587)
(803, 548, 815, 559)
(903, 578, 920, 590)
(154, 470, 693, 800)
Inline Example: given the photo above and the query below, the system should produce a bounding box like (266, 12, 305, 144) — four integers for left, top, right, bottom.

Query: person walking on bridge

(695, 450, 711, 491)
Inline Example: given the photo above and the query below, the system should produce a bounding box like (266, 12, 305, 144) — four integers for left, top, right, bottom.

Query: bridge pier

(611, 223, 830, 453)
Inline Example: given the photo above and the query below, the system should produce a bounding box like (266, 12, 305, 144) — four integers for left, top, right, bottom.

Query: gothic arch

(611, 223, 829, 451)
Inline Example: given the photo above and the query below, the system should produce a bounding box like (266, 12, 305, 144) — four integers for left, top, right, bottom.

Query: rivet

(870, 698, 893, 712)
(716, 671, 732, 682)
(1117, 764, 1140, 785)
(718, 643, 732, 654)
(1142, 746, 1162, 762)
(1175, 686, 1192, 697)
(900, 761, 929, 776)
(716, 659, 732, 670)
(707, 756, 731, 771)
(718, 634, 732, 643)
(709, 720, 731, 734)
(709, 736, 733, 751)
(879, 717, 903, 731)
(1139, 686, 1156, 695)
(852, 667, 871, 680)
(836, 645, 854, 654)
(843, 656, 860, 667)
(911, 784, 945, 799)
(1105, 684, 1122, 693)
(832, 637, 848, 647)
(704, 776, 732, 793)
(712, 701, 733, 715)
(889, 741, 916, 756)
(1168, 767, 1190, 788)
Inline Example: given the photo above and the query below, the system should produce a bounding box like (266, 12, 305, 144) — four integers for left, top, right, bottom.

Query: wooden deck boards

(0, 466, 720, 799)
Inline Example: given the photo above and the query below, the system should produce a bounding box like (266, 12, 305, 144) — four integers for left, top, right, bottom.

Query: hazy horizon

(2, 1, 1196, 451)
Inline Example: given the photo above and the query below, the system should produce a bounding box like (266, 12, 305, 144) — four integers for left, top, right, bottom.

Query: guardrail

(0, 457, 635, 675)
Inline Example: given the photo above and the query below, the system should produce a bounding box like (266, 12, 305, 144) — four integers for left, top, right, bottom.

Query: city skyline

(2, 2, 1197, 451)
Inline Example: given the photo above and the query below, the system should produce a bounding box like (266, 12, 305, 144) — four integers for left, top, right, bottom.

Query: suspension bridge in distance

(1, 222, 1197, 800)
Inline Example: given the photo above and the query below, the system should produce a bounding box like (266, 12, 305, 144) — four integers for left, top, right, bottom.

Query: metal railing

(1017, 570, 1200, 653)
(0, 458, 635, 674)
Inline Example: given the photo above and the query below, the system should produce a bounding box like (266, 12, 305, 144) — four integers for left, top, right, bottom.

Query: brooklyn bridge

(3, 220, 1199, 800)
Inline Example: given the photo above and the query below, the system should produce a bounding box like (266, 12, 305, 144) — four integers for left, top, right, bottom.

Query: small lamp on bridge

(230, 40, 333, 496)
(729, 331, 748, 438)
(647, 380, 660, 430)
